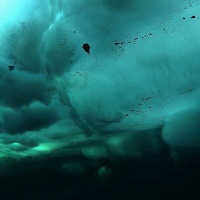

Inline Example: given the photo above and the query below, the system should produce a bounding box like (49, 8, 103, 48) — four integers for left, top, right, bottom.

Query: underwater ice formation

(0, 0, 200, 179)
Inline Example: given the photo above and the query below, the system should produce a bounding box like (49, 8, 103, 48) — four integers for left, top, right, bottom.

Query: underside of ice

(0, 0, 200, 184)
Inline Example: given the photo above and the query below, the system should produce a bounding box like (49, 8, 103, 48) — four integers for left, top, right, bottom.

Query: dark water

(0, 152, 200, 200)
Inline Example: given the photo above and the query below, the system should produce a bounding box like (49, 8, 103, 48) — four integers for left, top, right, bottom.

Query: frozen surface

(0, 1, 200, 188)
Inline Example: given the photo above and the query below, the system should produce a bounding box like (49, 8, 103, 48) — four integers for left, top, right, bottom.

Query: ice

(0, 0, 200, 173)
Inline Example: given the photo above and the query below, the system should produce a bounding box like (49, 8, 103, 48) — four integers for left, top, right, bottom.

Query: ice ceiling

(0, 0, 200, 174)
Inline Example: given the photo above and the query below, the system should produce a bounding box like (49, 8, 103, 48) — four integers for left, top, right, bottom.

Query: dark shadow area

(0, 153, 200, 200)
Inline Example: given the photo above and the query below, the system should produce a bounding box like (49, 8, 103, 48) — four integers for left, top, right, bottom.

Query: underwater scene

(0, 0, 200, 199)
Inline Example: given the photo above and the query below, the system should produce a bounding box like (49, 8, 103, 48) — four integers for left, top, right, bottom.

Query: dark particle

(126, 114, 129, 117)
(183, 17, 185, 20)
(146, 97, 152, 100)
(115, 42, 120, 45)
(191, 16, 196, 18)
(82, 43, 90, 54)
(8, 66, 14, 71)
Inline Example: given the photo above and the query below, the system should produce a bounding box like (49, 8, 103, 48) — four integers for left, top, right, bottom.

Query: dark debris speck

(8, 66, 14, 71)
(82, 43, 90, 54)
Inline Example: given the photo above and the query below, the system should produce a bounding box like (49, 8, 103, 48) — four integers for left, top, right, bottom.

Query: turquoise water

(0, 0, 200, 199)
